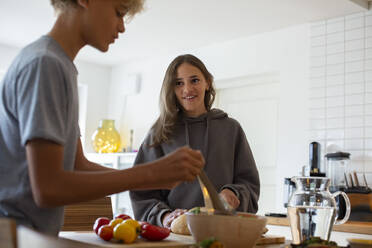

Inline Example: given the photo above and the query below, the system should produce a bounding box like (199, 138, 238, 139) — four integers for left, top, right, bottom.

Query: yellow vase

(92, 119, 121, 153)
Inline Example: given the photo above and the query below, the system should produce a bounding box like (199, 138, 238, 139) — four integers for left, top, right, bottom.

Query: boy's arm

(26, 139, 204, 208)
(74, 139, 116, 171)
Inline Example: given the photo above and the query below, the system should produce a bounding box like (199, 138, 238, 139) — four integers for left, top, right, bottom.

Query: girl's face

(174, 63, 210, 117)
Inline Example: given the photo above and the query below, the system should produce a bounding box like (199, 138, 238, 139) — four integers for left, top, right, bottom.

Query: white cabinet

(85, 152, 137, 217)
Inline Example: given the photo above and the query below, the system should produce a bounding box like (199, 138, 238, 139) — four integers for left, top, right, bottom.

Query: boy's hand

(152, 146, 205, 189)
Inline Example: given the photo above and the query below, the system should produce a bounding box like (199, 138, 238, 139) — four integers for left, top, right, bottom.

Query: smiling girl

(130, 54, 260, 228)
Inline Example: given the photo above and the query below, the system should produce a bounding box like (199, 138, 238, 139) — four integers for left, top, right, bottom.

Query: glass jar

(91, 119, 121, 153)
(287, 177, 350, 244)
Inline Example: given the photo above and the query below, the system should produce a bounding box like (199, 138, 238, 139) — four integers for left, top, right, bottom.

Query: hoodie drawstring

(184, 117, 210, 164)
(184, 121, 189, 146)
(203, 118, 209, 163)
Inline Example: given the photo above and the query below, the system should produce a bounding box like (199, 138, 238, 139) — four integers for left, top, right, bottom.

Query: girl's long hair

(150, 54, 216, 147)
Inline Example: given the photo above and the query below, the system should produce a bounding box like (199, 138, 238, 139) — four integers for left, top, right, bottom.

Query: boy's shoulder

(18, 36, 64, 67)
(11, 36, 71, 75)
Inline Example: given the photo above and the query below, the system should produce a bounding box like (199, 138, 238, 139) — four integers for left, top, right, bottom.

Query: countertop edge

(266, 216, 372, 235)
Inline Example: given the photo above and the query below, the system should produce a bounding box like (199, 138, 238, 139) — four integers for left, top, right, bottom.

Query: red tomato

(114, 213, 132, 221)
(98, 224, 113, 241)
(93, 217, 111, 234)
(140, 224, 170, 241)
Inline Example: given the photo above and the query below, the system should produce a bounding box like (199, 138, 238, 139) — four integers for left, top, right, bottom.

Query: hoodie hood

(177, 108, 227, 162)
(178, 108, 228, 124)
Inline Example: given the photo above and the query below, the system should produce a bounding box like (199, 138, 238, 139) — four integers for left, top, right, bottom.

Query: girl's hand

(219, 188, 240, 209)
(162, 209, 187, 228)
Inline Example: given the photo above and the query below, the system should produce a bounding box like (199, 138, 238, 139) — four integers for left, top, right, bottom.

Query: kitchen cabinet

(85, 152, 137, 216)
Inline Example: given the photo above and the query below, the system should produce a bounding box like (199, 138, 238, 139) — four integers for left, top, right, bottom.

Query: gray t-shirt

(0, 35, 79, 235)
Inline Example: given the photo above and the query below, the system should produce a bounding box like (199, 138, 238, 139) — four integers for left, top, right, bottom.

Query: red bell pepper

(140, 224, 170, 241)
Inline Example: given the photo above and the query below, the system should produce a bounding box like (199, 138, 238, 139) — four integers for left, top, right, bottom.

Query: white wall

(109, 23, 311, 213)
(75, 61, 111, 152)
(109, 55, 172, 150)
(0, 43, 19, 73)
(309, 11, 372, 185)
(0, 43, 111, 153)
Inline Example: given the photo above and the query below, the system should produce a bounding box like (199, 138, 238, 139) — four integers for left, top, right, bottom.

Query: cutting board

(256, 235, 286, 245)
(59, 232, 194, 248)
(60, 231, 285, 247)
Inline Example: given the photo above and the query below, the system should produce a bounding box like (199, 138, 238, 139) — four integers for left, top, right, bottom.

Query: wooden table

(59, 231, 287, 248)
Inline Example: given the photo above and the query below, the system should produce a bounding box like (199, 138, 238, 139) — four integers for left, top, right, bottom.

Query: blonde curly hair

(50, 0, 144, 18)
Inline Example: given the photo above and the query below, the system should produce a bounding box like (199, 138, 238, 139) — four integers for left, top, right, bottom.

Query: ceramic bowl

(186, 212, 267, 248)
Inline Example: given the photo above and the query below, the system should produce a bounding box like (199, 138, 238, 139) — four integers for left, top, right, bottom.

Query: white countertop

(266, 224, 372, 246)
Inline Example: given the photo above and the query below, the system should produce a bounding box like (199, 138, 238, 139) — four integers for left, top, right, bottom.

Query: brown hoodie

(129, 108, 260, 226)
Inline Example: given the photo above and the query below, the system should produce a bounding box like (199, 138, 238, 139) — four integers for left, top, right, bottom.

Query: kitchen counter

(59, 219, 372, 247)
(59, 231, 287, 248)
(265, 217, 372, 246)
(60, 232, 192, 247)
(266, 216, 372, 235)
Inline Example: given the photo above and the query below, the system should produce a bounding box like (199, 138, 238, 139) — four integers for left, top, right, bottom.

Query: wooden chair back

(0, 218, 17, 248)
(61, 197, 113, 231)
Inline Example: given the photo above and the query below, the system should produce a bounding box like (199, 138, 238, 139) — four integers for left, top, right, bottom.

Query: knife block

(348, 192, 372, 211)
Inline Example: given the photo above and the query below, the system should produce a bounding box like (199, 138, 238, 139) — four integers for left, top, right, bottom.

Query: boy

(0, 0, 204, 235)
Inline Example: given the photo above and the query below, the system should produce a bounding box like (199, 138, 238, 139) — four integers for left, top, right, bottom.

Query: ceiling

(0, 0, 368, 66)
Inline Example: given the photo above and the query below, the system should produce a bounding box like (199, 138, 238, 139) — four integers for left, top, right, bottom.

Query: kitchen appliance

(283, 142, 326, 208)
(309, 142, 325, 177)
(325, 152, 350, 192)
(283, 177, 296, 208)
(287, 176, 350, 244)
(324, 152, 372, 221)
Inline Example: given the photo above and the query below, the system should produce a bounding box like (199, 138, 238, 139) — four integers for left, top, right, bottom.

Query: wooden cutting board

(256, 235, 286, 245)
(59, 232, 194, 247)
